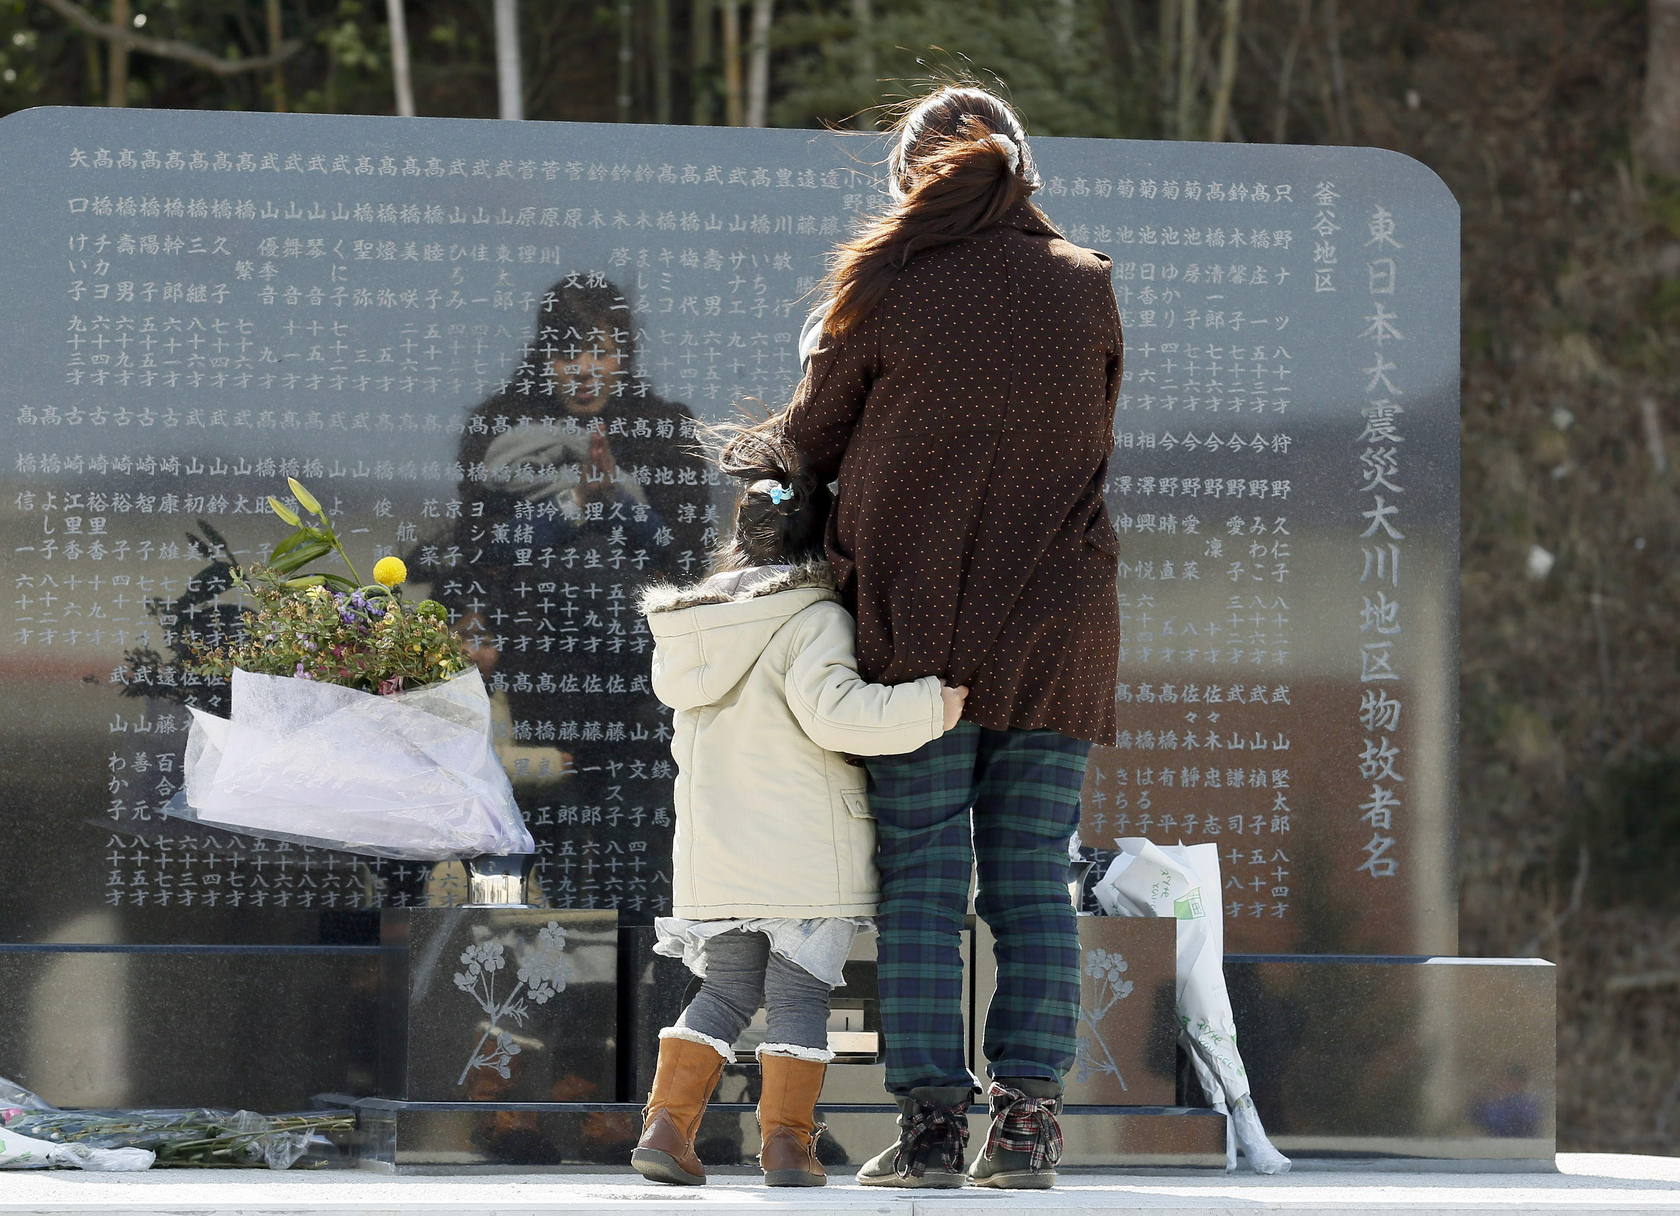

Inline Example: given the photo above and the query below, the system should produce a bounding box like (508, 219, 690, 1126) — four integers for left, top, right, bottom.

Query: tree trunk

(720, 0, 743, 126)
(617, 0, 634, 122)
(691, 0, 715, 124)
(1206, 0, 1241, 141)
(744, 0, 773, 127)
(107, 0, 129, 107)
(494, 0, 523, 119)
(386, 0, 414, 116)
(1641, 0, 1680, 176)
(1052, 0, 1076, 55)
(1175, 0, 1198, 139)
(852, 0, 874, 129)
(653, 0, 672, 123)
(266, 0, 287, 111)
(1158, 0, 1179, 137)
(1100, 0, 1142, 78)
(1272, 0, 1311, 143)
(1322, 0, 1352, 142)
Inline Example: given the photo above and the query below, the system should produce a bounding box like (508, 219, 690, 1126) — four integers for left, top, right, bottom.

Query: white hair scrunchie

(989, 132, 1021, 174)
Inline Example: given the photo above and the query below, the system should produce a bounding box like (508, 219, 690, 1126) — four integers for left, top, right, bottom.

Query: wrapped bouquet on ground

(1093, 838, 1292, 1176)
(0, 1076, 349, 1170)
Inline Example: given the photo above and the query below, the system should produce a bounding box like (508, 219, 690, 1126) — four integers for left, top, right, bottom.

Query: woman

(438, 276, 708, 916)
(782, 85, 1123, 1189)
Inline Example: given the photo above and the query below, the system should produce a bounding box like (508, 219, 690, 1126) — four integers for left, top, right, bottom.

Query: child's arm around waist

(782, 602, 948, 756)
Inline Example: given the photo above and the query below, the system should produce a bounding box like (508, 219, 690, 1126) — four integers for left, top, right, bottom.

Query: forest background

(1, 0, 1677, 1156)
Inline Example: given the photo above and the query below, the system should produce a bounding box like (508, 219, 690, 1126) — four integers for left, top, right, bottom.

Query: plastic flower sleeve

(1093, 838, 1291, 1175)
(3, 1107, 346, 1168)
(167, 666, 533, 860)
(0, 1075, 53, 1112)
(0, 1125, 153, 1170)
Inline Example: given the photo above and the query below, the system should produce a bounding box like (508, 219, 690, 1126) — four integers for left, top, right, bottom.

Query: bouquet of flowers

(164, 480, 534, 861)
(2, 1107, 351, 1170)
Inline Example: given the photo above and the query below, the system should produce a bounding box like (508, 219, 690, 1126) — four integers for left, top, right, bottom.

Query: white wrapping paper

(1093, 838, 1291, 1175)
(169, 667, 533, 860)
(0, 1127, 153, 1170)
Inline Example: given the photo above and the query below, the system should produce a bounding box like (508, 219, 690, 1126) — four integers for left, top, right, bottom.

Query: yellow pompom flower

(373, 556, 407, 588)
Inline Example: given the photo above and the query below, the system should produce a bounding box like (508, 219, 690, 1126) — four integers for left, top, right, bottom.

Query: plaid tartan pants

(866, 722, 1092, 1094)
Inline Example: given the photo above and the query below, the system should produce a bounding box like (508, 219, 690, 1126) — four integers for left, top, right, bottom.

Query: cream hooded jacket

(641, 562, 945, 919)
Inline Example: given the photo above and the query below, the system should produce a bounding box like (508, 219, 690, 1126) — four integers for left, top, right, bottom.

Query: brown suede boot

(756, 1050, 828, 1187)
(631, 1031, 727, 1185)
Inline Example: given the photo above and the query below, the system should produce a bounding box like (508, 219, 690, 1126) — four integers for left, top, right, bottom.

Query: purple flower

(293, 663, 315, 681)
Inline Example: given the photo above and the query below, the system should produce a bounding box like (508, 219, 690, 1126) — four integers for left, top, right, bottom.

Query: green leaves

(254, 479, 364, 587)
(267, 537, 332, 576)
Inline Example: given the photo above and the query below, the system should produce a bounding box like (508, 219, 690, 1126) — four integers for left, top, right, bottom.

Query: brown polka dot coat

(786, 199, 1123, 746)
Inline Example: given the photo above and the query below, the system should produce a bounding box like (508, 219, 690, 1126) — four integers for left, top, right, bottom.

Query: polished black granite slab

(347, 1098, 1226, 1172)
(378, 909, 617, 1104)
(974, 916, 1179, 1107)
(0, 936, 1553, 1168)
(624, 926, 972, 1105)
(1224, 955, 1555, 1162)
(0, 108, 1458, 956)
(0, 944, 377, 1110)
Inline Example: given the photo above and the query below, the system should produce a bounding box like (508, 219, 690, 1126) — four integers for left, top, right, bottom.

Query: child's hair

(703, 416, 832, 572)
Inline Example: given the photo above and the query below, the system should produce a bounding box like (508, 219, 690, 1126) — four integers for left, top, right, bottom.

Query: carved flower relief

(451, 920, 572, 1087)
(1084, 948, 1135, 1001)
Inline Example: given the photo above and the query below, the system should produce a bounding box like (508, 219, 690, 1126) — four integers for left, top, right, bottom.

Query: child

(633, 427, 966, 1188)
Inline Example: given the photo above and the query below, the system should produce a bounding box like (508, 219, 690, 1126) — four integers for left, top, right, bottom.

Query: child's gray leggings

(675, 928, 831, 1053)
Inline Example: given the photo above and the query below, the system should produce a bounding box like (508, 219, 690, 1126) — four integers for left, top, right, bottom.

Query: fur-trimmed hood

(639, 560, 836, 616)
(641, 561, 841, 711)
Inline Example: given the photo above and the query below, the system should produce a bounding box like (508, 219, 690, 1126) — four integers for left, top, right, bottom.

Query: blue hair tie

(767, 485, 792, 505)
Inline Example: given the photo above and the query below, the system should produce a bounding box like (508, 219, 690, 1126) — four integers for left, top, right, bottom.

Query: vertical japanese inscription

(1356, 204, 1406, 880)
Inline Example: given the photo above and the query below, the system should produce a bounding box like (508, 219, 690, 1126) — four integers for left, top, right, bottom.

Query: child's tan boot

(631, 1029, 728, 1185)
(756, 1048, 828, 1187)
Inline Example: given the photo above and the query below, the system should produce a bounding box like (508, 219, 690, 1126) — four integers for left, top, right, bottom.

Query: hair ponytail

(701, 416, 833, 572)
(819, 86, 1041, 343)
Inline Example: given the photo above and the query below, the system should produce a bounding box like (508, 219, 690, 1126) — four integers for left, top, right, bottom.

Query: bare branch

(1607, 970, 1680, 995)
(39, 0, 304, 78)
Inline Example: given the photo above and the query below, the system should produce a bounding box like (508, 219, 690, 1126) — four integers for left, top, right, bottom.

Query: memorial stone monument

(0, 106, 1552, 1169)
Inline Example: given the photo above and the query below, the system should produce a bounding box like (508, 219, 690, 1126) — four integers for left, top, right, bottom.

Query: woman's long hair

(819, 85, 1043, 342)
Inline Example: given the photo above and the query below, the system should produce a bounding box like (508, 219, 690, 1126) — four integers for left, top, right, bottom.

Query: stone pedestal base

(346, 1097, 1226, 1172)
(377, 908, 618, 1105)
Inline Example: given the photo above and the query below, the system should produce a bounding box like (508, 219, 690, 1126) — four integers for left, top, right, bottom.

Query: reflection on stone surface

(975, 918, 1179, 1107)
(2, 109, 1458, 959)
(624, 926, 972, 1105)
(0, 945, 377, 1109)
(1227, 956, 1555, 1160)
(378, 909, 617, 1105)
(349, 1099, 1226, 1171)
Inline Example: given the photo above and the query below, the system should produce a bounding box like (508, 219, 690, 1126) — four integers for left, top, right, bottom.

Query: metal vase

(464, 853, 536, 908)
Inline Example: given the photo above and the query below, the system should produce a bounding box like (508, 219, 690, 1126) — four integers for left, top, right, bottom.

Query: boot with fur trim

(755, 1045, 830, 1187)
(631, 1028, 729, 1185)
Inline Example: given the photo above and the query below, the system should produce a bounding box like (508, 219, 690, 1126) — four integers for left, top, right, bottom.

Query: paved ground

(3, 1154, 1679, 1215)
